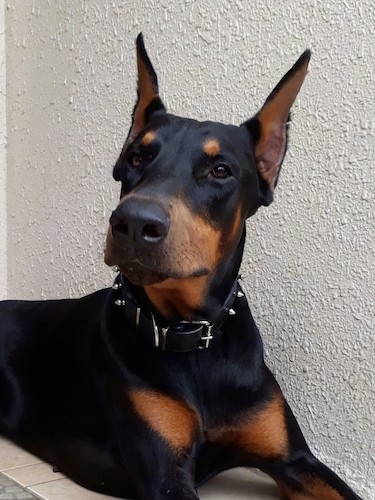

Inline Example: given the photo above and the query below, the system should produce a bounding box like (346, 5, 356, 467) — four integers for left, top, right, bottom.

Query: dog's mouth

(118, 261, 210, 287)
(120, 263, 170, 286)
(105, 232, 211, 286)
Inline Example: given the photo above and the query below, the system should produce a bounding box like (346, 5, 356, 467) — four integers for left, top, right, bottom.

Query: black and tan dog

(0, 35, 362, 499)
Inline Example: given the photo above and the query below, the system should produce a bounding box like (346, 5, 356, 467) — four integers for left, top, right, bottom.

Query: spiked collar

(112, 273, 244, 352)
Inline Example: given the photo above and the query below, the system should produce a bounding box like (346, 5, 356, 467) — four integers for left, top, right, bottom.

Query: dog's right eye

(127, 153, 142, 168)
(210, 164, 232, 179)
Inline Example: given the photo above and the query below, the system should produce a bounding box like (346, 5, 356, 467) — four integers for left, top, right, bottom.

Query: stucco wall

(0, 0, 6, 301)
(5, 1, 374, 497)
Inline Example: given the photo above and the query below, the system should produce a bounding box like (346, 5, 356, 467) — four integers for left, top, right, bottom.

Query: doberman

(0, 35, 362, 500)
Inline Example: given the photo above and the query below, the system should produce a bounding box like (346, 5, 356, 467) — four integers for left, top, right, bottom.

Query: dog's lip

(120, 263, 170, 286)
(118, 261, 210, 286)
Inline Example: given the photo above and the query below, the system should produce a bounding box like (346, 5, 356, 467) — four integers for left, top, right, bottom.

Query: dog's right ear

(114, 34, 166, 181)
(129, 33, 166, 143)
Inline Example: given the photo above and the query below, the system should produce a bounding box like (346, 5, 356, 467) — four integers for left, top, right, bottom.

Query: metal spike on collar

(114, 299, 126, 307)
(135, 307, 141, 328)
(237, 290, 244, 298)
(228, 308, 236, 316)
(112, 282, 122, 290)
(112, 266, 120, 273)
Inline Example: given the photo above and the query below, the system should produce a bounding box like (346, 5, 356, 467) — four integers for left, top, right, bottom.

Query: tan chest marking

(129, 389, 201, 451)
(207, 395, 288, 458)
(145, 274, 210, 319)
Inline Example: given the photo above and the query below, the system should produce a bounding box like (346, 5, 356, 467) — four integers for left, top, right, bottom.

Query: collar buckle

(159, 320, 213, 351)
(196, 321, 214, 349)
(114, 274, 242, 352)
(180, 320, 214, 350)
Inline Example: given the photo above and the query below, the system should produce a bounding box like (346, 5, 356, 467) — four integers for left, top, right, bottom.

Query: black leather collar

(112, 273, 244, 352)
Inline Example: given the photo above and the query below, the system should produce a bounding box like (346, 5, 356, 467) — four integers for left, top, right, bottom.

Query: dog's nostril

(113, 221, 129, 236)
(110, 202, 170, 245)
(142, 224, 164, 241)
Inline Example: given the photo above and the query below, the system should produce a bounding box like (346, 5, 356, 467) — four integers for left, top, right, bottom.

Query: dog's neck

(135, 230, 246, 323)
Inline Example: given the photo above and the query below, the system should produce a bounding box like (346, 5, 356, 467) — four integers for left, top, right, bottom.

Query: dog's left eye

(210, 164, 232, 179)
(127, 153, 143, 168)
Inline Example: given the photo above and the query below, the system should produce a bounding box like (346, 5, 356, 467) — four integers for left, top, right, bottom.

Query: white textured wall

(6, 1, 374, 497)
(0, 0, 6, 301)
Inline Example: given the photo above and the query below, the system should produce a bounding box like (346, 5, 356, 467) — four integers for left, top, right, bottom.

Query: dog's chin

(121, 266, 169, 286)
(119, 262, 210, 287)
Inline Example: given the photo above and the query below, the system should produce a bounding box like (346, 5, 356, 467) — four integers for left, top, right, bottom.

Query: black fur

(0, 38, 361, 500)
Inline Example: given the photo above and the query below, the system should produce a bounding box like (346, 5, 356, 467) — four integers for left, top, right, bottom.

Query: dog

(0, 34, 362, 499)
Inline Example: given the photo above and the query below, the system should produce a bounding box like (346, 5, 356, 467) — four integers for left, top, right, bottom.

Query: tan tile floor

(0, 437, 281, 499)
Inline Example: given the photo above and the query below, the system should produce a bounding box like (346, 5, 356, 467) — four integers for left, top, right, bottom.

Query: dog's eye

(210, 164, 232, 179)
(127, 153, 142, 168)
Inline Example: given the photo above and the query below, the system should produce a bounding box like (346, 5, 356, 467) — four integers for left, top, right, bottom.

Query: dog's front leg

(110, 388, 201, 500)
(116, 430, 200, 500)
(205, 381, 362, 499)
(132, 460, 199, 500)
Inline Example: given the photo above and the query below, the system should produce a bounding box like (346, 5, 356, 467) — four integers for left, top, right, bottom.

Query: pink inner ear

(251, 51, 310, 193)
(256, 123, 287, 191)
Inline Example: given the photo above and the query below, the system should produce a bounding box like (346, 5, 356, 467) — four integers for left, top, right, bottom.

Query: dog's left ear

(242, 50, 311, 205)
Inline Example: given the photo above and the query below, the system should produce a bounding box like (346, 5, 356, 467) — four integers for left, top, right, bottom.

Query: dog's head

(105, 34, 310, 289)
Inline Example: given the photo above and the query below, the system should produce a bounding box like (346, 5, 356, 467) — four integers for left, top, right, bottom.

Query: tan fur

(145, 275, 210, 319)
(129, 48, 159, 142)
(225, 206, 243, 247)
(128, 389, 201, 451)
(103, 226, 116, 266)
(143, 198, 223, 317)
(207, 395, 288, 458)
(141, 130, 156, 146)
(275, 479, 344, 500)
(309, 480, 344, 500)
(105, 195, 242, 318)
(203, 138, 220, 157)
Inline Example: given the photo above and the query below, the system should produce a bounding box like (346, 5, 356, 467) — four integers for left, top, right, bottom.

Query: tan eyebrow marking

(141, 130, 156, 146)
(203, 138, 220, 157)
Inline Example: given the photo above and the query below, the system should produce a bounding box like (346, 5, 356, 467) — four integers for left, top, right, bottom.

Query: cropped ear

(114, 34, 166, 181)
(242, 50, 311, 205)
(129, 33, 166, 142)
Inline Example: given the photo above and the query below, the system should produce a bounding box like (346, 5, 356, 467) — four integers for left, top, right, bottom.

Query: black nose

(110, 199, 170, 246)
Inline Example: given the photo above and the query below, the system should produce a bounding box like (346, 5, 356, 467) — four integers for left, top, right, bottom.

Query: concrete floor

(0, 438, 281, 499)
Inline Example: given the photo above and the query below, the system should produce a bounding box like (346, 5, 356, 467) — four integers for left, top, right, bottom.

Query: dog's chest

(122, 345, 262, 451)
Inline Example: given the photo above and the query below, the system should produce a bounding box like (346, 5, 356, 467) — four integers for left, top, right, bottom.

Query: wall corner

(0, 0, 6, 299)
